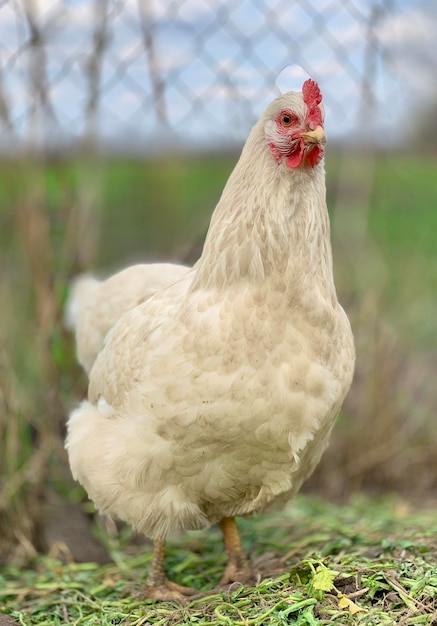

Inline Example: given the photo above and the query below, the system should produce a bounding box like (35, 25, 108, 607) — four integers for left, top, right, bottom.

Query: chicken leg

(219, 517, 253, 585)
(144, 538, 197, 602)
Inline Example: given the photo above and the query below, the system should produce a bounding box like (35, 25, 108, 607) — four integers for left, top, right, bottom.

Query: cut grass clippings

(1, 495, 436, 625)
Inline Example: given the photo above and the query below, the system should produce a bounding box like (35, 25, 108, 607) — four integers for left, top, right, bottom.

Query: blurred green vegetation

(368, 156, 437, 347)
(1, 153, 436, 325)
(0, 149, 436, 566)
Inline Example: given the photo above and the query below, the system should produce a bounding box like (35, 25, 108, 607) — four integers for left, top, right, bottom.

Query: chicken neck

(191, 128, 336, 305)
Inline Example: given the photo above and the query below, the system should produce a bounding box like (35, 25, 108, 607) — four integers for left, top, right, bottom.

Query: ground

(1, 495, 436, 625)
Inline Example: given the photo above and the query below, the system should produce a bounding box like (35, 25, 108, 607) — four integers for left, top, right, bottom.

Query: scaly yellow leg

(144, 538, 197, 602)
(219, 517, 253, 585)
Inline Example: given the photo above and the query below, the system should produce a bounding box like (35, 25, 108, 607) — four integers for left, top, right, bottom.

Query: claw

(144, 578, 198, 603)
(219, 560, 254, 586)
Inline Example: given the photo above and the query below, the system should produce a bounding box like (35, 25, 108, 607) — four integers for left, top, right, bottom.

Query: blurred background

(0, 0, 436, 566)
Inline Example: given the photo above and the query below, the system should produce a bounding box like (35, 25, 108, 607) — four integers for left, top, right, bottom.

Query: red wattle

(286, 148, 304, 169)
(308, 147, 321, 167)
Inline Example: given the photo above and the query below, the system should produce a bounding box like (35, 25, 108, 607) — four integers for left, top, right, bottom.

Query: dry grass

(308, 311, 436, 500)
(0, 154, 93, 563)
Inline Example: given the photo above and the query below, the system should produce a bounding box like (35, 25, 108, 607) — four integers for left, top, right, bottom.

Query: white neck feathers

(191, 122, 335, 302)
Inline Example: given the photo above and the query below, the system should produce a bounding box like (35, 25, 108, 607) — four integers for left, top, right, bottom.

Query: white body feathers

(66, 90, 355, 540)
(66, 263, 189, 374)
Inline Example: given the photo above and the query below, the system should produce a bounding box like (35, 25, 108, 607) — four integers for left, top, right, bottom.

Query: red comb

(302, 79, 323, 126)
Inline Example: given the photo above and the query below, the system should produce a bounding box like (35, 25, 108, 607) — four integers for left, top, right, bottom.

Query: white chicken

(66, 79, 355, 601)
(66, 263, 190, 374)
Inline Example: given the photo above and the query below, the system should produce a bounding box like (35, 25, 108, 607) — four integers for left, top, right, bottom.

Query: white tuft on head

(276, 65, 313, 95)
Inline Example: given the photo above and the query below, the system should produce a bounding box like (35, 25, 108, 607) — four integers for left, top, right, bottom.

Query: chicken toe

(144, 538, 197, 602)
(144, 579, 197, 603)
(219, 557, 254, 586)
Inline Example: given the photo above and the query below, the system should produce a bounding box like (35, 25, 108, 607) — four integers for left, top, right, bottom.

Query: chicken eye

(279, 112, 297, 127)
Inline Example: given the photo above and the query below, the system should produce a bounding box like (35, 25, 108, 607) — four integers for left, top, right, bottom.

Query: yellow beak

(301, 125, 326, 146)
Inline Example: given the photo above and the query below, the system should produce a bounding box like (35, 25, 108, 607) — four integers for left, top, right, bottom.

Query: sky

(0, 0, 435, 152)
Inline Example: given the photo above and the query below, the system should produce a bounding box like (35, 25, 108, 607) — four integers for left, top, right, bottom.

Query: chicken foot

(219, 517, 253, 585)
(144, 538, 197, 602)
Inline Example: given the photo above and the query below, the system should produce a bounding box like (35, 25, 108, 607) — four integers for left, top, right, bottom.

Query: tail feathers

(66, 400, 210, 538)
(64, 274, 100, 332)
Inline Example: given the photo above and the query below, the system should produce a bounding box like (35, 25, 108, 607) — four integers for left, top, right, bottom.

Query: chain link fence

(0, 0, 434, 153)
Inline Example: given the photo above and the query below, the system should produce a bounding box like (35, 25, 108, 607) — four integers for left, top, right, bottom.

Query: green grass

(1, 496, 436, 625)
